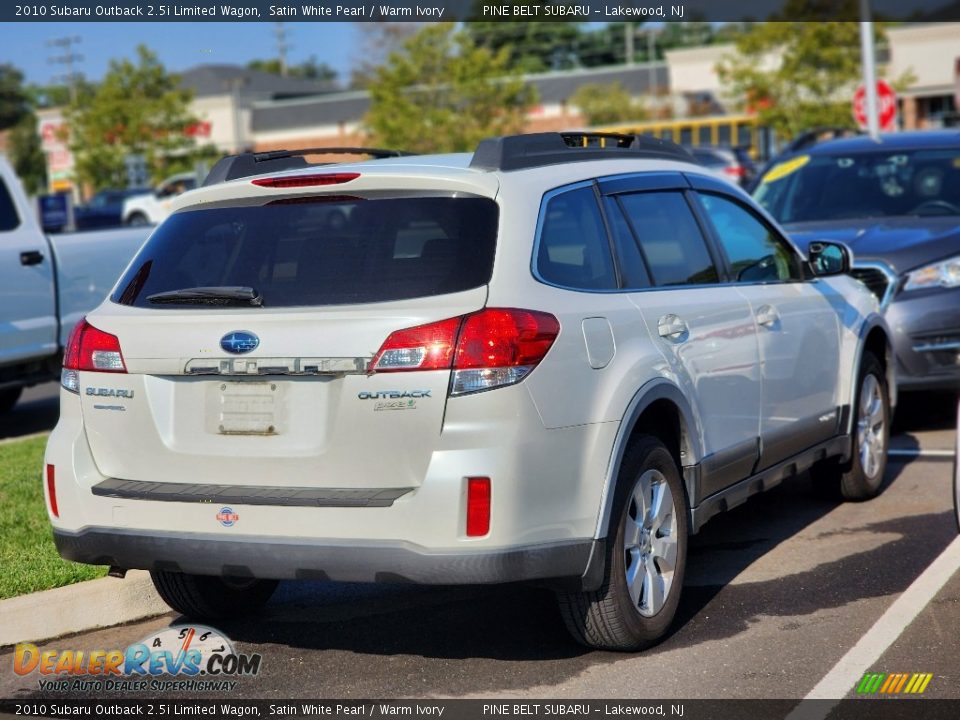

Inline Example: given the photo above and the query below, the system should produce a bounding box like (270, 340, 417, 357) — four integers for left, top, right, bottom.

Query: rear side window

(617, 192, 719, 287)
(112, 195, 498, 308)
(0, 180, 20, 232)
(536, 185, 617, 290)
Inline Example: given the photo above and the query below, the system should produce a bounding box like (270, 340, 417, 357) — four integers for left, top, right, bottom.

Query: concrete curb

(0, 571, 169, 647)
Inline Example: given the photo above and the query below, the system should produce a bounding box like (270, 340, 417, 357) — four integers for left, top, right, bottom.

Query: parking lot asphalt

(1, 387, 957, 701)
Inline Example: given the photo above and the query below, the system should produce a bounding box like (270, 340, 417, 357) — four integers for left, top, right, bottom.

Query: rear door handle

(658, 314, 689, 342)
(756, 304, 780, 328)
(20, 250, 44, 266)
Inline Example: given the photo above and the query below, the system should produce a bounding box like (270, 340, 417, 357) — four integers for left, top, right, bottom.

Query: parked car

(47, 133, 893, 651)
(754, 130, 960, 392)
(122, 172, 199, 226)
(0, 156, 149, 413)
(746, 127, 862, 193)
(686, 145, 757, 188)
(75, 188, 151, 231)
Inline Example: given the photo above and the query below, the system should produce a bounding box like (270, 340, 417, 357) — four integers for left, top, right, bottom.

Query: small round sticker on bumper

(217, 507, 239, 527)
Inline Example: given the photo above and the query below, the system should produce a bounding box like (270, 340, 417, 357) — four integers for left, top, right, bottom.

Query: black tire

(0, 387, 23, 414)
(126, 212, 149, 226)
(815, 352, 889, 501)
(556, 435, 688, 651)
(150, 570, 277, 621)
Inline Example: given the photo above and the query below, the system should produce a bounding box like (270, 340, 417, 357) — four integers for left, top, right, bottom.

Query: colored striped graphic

(856, 672, 933, 694)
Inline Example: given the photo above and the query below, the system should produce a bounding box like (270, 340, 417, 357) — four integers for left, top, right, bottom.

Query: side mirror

(808, 241, 850, 277)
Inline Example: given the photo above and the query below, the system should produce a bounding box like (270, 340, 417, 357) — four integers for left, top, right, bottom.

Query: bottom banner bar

(2, 699, 960, 720)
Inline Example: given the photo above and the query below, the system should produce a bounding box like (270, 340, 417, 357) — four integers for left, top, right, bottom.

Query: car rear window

(111, 195, 498, 308)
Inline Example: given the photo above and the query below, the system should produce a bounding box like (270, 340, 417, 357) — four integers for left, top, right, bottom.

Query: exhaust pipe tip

(108, 566, 128, 579)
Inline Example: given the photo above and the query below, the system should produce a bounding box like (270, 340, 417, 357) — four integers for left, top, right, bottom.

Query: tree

(465, 19, 584, 73)
(571, 83, 648, 126)
(8, 113, 46, 195)
(247, 57, 337, 84)
(716, 10, 908, 139)
(0, 64, 30, 130)
(364, 24, 536, 154)
(350, 22, 424, 88)
(66, 45, 200, 190)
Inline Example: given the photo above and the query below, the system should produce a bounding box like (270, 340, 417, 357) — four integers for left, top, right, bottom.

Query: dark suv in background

(754, 130, 960, 391)
(687, 145, 757, 188)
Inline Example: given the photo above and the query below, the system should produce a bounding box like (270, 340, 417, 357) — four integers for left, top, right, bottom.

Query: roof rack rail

(469, 132, 694, 172)
(203, 147, 413, 186)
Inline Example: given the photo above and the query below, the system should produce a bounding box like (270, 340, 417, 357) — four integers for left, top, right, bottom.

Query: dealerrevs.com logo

(14, 625, 261, 693)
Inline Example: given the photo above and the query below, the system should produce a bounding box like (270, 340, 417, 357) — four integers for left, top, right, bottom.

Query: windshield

(111, 194, 499, 309)
(754, 148, 960, 223)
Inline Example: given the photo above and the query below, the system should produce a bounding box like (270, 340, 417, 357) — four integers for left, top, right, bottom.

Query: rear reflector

(251, 172, 360, 188)
(466, 477, 491, 537)
(62, 318, 126, 375)
(369, 308, 560, 395)
(46, 464, 59, 518)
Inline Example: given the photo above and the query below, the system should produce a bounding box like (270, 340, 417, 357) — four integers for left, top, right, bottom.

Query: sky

(0, 22, 361, 87)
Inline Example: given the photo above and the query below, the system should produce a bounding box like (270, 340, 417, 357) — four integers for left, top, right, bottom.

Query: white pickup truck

(0, 156, 149, 412)
(121, 172, 199, 226)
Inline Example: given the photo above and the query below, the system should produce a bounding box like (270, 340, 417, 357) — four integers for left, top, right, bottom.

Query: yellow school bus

(596, 114, 770, 159)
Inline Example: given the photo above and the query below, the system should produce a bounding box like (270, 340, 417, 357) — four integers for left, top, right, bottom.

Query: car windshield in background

(754, 148, 960, 223)
(111, 195, 498, 308)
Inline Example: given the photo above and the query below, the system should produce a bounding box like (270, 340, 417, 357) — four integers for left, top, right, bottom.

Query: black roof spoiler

(469, 132, 694, 172)
(203, 147, 413, 186)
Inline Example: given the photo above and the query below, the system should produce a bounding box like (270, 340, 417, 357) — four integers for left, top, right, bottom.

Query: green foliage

(657, 21, 718, 53)
(66, 45, 201, 190)
(571, 82, 648, 126)
(0, 63, 30, 130)
(0, 436, 106, 598)
(247, 56, 337, 83)
(26, 84, 72, 110)
(717, 12, 908, 139)
(465, 19, 584, 73)
(365, 24, 536, 154)
(8, 113, 47, 195)
(350, 22, 423, 89)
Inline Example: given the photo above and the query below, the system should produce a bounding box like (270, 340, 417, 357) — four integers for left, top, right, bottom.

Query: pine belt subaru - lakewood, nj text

(46, 133, 893, 650)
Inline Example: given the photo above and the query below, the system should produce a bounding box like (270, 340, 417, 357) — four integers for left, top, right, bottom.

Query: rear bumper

(53, 527, 596, 586)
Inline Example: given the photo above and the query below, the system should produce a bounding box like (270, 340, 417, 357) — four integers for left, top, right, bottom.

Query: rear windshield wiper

(146, 286, 263, 306)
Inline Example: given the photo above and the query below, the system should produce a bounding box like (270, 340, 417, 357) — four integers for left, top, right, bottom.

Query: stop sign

(853, 79, 897, 131)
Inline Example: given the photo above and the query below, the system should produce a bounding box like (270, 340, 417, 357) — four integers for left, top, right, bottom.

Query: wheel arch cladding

(594, 379, 701, 540)
(859, 316, 896, 420)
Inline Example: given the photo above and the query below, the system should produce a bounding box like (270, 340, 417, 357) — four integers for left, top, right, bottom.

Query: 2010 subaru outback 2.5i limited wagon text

(46, 133, 894, 650)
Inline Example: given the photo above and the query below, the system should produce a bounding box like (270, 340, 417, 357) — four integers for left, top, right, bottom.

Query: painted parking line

(787, 534, 960, 718)
(888, 448, 954, 459)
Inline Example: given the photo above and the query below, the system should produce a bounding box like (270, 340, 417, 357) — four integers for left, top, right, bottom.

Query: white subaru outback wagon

(46, 133, 894, 650)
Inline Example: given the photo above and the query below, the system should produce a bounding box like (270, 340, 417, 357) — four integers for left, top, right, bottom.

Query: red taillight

(466, 477, 491, 537)
(369, 317, 461, 372)
(724, 165, 746, 178)
(368, 309, 559, 394)
(46, 464, 59, 518)
(455, 309, 560, 369)
(62, 318, 126, 373)
(251, 173, 360, 188)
